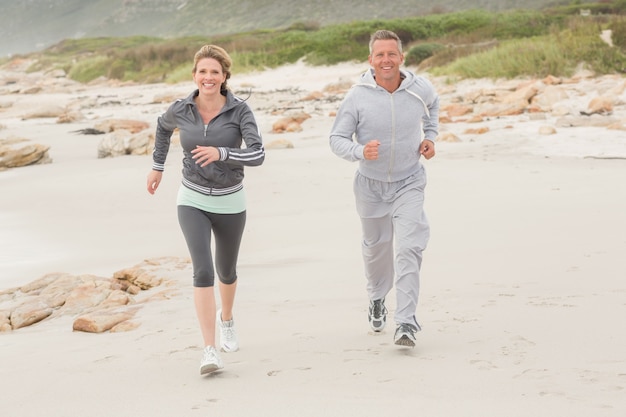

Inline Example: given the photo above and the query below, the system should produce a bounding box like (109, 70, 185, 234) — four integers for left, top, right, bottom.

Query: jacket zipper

(388, 93, 395, 182)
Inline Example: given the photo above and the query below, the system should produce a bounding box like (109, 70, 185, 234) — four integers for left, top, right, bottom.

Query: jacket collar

(182, 89, 239, 111)
(359, 68, 414, 91)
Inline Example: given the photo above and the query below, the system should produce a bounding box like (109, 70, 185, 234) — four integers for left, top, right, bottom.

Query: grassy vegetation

(432, 16, 626, 78)
(10, 1, 626, 83)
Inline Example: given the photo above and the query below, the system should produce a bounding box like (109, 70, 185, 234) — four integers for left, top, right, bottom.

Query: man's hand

(363, 140, 380, 160)
(419, 139, 435, 160)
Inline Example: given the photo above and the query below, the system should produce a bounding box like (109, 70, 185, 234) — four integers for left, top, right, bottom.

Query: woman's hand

(147, 170, 163, 195)
(191, 146, 220, 167)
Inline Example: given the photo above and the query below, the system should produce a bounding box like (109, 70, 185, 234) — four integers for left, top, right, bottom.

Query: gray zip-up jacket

(329, 68, 439, 182)
(152, 89, 264, 196)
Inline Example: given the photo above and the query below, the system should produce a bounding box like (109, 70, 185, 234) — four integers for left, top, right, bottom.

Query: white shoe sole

(200, 363, 222, 375)
(220, 345, 238, 353)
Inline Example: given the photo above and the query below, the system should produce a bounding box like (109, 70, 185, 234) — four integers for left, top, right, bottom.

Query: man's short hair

(369, 30, 403, 54)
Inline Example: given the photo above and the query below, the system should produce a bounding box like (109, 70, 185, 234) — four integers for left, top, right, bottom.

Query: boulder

(265, 138, 294, 149)
(60, 280, 112, 315)
(0, 138, 52, 169)
(585, 96, 613, 115)
(113, 267, 163, 291)
(0, 310, 12, 332)
(73, 307, 138, 333)
(94, 119, 150, 134)
(437, 132, 461, 142)
(97, 130, 132, 158)
(21, 105, 66, 119)
(538, 126, 557, 135)
(271, 112, 311, 133)
(10, 300, 53, 329)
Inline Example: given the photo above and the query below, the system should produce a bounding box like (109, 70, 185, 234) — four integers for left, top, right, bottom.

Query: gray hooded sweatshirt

(329, 68, 439, 183)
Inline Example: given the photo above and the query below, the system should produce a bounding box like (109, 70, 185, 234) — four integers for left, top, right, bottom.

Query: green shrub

(405, 43, 445, 65)
(287, 21, 321, 31)
(490, 10, 559, 39)
(433, 20, 626, 79)
(164, 64, 193, 84)
(67, 55, 111, 83)
(419, 39, 500, 69)
(610, 18, 626, 50)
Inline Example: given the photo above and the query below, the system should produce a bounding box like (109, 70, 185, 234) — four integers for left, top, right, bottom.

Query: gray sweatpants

(354, 170, 430, 328)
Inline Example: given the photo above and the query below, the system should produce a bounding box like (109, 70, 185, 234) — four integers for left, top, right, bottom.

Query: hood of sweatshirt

(355, 68, 432, 119)
(357, 67, 416, 89)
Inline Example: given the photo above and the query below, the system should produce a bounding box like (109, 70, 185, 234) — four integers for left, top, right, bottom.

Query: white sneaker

(217, 309, 239, 353)
(368, 299, 387, 332)
(200, 345, 223, 375)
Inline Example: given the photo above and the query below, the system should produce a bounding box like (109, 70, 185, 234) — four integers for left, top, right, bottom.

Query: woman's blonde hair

(193, 44, 232, 91)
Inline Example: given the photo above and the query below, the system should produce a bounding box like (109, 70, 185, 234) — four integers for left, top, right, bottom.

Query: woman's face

(193, 57, 226, 95)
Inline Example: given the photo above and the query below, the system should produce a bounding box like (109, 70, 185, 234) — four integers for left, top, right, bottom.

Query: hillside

(0, 0, 566, 57)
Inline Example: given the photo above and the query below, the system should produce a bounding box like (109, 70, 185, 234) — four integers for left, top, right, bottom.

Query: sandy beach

(1, 60, 625, 416)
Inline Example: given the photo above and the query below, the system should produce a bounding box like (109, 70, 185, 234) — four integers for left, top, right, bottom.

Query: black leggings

(177, 205, 246, 288)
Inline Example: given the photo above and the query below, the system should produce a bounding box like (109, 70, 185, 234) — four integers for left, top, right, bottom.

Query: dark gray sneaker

(368, 298, 387, 332)
(394, 323, 419, 347)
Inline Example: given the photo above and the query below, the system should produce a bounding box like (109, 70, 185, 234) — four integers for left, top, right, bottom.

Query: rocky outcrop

(0, 257, 186, 333)
(265, 138, 295, 149)
(97, 129, 155, 158)
(271, 112, 312, 133)
(72, 307, 140, 333)
(0, 138, 52, 169)
(94, 119, 150, 134)
(436, 71, 626, 147)
(21, 105, 66, 120)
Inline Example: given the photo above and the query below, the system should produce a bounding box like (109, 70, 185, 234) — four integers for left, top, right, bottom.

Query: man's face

(368, 39, 404, 84)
